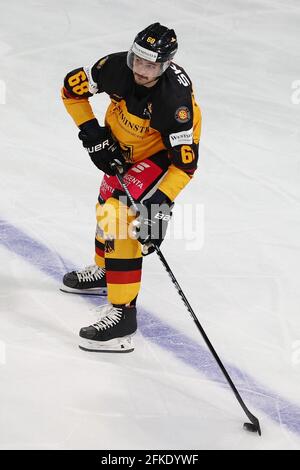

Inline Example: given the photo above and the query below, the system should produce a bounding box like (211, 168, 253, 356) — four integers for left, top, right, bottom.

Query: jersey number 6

(181, 145, 195, 164)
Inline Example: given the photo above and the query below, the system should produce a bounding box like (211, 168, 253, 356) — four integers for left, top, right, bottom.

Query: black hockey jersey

(62, 52, 201, 201)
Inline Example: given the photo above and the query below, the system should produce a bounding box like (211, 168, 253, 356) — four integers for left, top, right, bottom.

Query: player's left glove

(132, 190, 173, 256)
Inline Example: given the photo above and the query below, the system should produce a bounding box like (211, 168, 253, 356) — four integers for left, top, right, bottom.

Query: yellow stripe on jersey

(192, 93, 202, 144)
(158, 164, 191, 201)
(61, 88, 95, 126)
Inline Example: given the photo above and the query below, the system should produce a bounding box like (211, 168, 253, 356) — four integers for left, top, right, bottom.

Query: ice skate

(60, 264, 107, 296)
(79, 303, 137, 353)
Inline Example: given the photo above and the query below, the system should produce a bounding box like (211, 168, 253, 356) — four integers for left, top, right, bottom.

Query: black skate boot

(60, 264, 107, 296)
(79, 303, 137, 353)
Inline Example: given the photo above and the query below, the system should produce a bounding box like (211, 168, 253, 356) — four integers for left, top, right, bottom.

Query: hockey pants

(94, 152, 169, 305)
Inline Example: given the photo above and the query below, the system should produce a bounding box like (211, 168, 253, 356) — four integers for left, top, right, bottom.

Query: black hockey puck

(243, 422, 258, 433)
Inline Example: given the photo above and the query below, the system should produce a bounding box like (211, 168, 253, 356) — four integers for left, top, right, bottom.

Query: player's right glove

(78, 119, 126, 176)
(132, 189, 173, 256)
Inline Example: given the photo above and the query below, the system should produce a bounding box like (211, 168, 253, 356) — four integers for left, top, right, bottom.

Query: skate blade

(60, 285, 107, 296)
(79, 335, 134, 353)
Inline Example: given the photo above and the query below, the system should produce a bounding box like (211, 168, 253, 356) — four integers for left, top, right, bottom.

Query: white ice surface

(0, 0, 300, 450)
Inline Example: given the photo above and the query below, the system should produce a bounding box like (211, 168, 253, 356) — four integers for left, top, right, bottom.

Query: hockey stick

(114, 169, 261, 436)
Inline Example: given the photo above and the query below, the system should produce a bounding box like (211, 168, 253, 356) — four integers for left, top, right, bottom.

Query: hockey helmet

(127, 22, 178, 75)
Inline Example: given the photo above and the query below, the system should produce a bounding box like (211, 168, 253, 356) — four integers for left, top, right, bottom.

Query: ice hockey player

(61, 22, 201, 352)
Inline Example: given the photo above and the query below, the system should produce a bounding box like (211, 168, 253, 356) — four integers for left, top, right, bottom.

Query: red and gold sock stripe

(105, 257, 142, 284)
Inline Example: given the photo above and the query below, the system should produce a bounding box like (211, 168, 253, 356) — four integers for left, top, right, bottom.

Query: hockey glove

(78, 119, 126, 176)
(133, 189, 173, 256)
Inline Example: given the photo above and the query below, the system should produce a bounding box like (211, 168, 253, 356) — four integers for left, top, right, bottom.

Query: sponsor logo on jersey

(175, 106, 191, 123)
(169, 128, 193, 147)
(124, 174, 144, 189)
(170, 63, 191, 87)
(115, 104, 149, 135)
(131, 162, 150, 173)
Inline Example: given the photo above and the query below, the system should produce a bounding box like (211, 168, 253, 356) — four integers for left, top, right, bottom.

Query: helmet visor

(127, 44, 171, 77)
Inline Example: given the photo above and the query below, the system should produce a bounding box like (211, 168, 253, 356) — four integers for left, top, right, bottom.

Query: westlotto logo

(169, 128, 193, 147)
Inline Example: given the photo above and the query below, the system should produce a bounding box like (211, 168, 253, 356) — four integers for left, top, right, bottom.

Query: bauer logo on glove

(78, 119, 126, 176)
(87, 140, 110, 153)
(131, 189, 173, 255)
